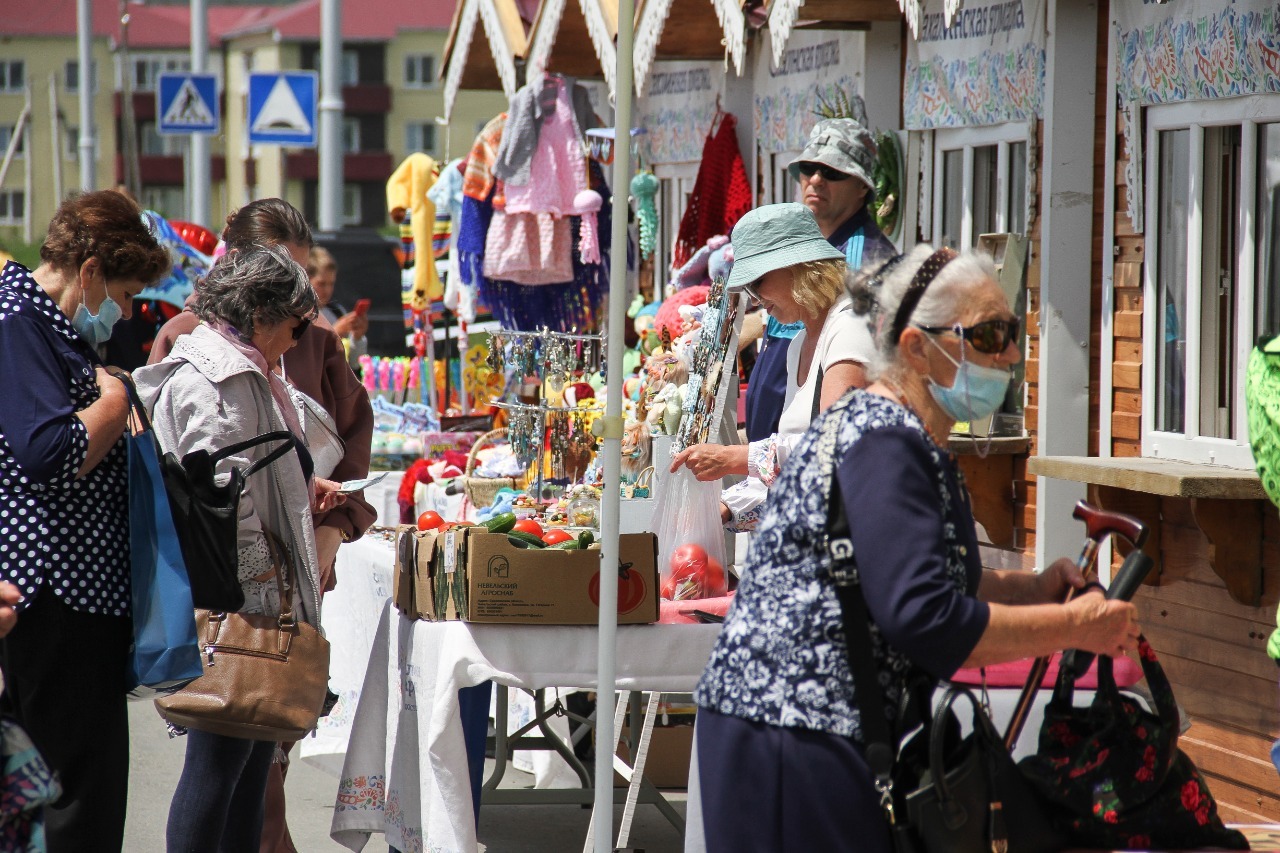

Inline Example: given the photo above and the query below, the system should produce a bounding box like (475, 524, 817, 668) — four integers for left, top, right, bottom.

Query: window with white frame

(931, 123, 1030, 249)
(342, 117, 361, 154)
(131, 55, 191, 92)
(403, 54, 437, 89)
(0, 125, 24, 159)
(139, 120, 184, 156)
(405, 121, 436, 155)
(315, 50, 359, 85)
(64, 60, 97, 94)
(1142, 96, 1280, 467)
(762, 150, 804, 206)
(0, 191, 25, 225)
(0, 61, 23, 93)
(342, 185, 362, 226)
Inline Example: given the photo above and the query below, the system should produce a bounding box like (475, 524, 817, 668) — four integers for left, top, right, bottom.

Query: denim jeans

(166, 730, 277, 853)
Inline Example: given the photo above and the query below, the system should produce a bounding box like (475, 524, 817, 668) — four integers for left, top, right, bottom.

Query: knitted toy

(669, 235, 729, 291)
(630, 170, 660, 261)
(708, 241, 734, 283)
(653, 285, 710, 340)
(575, 189, 603, 265)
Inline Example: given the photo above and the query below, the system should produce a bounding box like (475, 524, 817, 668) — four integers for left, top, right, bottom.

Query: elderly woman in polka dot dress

(0, 190, 171, 850)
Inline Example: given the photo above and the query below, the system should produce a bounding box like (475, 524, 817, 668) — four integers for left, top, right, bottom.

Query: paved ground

(125, 700, 687, 852)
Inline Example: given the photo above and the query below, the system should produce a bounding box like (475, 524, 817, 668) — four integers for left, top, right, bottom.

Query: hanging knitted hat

(653, 285, 710, 341)
(630, 171, 660, 261)
(575, 189, 603, 265)
(673, 113, 752, 269)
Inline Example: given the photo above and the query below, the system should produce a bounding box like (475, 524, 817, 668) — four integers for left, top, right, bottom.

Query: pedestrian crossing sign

(157, 73, 219, 135)
(247, 71, 318, 148)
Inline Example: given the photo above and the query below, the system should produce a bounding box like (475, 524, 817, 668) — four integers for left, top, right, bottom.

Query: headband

(890, 247, 958, 345)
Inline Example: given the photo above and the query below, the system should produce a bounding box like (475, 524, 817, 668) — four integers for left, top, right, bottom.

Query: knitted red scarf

(673, 112, 753, 269)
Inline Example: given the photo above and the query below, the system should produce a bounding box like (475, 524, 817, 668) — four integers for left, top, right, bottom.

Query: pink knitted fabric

(653, 285, 710, 340)
(504, 77, 587, 217)
(575, 189, 603, 265)
(483, 209, 574, 285)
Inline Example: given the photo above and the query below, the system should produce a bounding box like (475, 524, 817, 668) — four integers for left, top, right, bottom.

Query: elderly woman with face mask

(692, 245, 1141, 852)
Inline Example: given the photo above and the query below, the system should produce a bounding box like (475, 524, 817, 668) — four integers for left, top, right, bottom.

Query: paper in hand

(336, 472, 388, 494)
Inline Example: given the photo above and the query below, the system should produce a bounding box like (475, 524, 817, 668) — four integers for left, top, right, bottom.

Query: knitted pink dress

(503, 77, 587, 217)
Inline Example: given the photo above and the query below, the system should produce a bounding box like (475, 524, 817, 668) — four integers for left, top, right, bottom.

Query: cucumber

(484, 512, 517, 534)
(507, 531, 546, 549)
(549, 539, 582, 550)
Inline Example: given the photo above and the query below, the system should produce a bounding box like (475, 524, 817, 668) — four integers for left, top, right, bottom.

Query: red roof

(3, 0, 458, 44)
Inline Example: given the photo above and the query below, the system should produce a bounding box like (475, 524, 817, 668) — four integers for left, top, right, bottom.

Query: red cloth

(673, 113, 752, 269)
(659, 594, 735, 624)
(951, 654, 1144, 691)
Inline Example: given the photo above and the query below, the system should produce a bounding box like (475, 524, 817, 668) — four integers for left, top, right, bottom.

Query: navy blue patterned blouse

(0, 262, 130, 617)
(696, 391, 989, 740)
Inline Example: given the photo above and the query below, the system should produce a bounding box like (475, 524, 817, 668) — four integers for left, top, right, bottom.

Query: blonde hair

(790, 259, 848, 319)
(307, 245, 337, 277)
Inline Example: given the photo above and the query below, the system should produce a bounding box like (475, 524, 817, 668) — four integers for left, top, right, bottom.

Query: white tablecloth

(364, 474, 470, 528)
(330, 601, 721, 853)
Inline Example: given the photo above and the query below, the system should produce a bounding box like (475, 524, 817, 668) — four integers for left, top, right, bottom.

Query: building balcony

(341, 83, 391, 115)
(115, 155, 227, 186)
(283, 151, 393, 182)
(115, 91, 226, 122)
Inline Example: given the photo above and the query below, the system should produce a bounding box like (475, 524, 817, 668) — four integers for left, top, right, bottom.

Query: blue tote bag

(121, 377, 202, 699)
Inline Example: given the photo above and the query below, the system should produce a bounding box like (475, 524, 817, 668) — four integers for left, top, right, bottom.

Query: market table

(329, 599, 721, 853)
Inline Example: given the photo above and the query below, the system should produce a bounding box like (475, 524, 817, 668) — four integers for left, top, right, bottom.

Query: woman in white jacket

(134, 245, 343, 853)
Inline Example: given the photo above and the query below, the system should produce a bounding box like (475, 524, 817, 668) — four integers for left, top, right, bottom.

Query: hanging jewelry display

(486, 333, 505, 373)
(549, 411, 570, 479)
(674, 280, 744, 452)
(546, 333, 570, 394)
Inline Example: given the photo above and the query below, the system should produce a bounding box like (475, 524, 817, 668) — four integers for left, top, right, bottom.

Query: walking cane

(1002, 501, 1148, 751)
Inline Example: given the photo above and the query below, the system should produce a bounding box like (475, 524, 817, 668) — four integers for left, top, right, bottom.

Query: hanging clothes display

(428, 158, 476, 323)
(386, 153, 443, 306)
(493, 74, 596, 188)
(672, 112, 752, 269)
(483, 211, 575, 285)
(500, 76, 589, 218)
(458, 114, 507, 290)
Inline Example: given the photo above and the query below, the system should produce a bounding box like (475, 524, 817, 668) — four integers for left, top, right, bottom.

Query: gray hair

(192, 243, 317, 338)
(848, 244, 998, 380)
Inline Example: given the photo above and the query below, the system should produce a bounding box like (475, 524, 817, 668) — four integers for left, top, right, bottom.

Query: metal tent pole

(76, 0, 95, 190)
(592, 0, 635, 847)
(317, 0, 343, 232)
(189, 0, 210, 227)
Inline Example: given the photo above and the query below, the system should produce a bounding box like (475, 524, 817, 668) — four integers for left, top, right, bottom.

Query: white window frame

(0, 190, 26, 225)
(0, 61, 23, 94)
(64, 60, 97, 94)
(139, 120, 185, 156)
(761, 149, 804, 207)
(342, 184, 362, 226)
(342, 117, 361, 154)
(129, 54, 192, 92)
(405, 121, 436, 156)
(930, 122, 1031, 249)
(403, 54, 438, 89)
(1140, 95, 1278, 468)
(0, 125, 24, 159)
(653, 161, 699, 294)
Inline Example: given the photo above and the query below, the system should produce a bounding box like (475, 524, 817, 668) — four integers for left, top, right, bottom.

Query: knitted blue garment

(456, 191, 493, 288)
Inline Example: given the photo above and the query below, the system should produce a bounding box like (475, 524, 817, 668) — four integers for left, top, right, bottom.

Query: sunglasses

(796, 161, 852, 182)
(291, 314, 314, 341)
(918, 317, 1021, 355)
(741, 282, 763, 305)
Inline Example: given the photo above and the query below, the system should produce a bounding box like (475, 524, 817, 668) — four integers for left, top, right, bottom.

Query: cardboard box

(457, 532, 660, 625)
(614, 722, 695, 789)
(392, 525, 462, 621)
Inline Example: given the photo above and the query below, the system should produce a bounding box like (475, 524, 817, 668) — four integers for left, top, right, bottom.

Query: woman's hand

(1066, 590, 1141, 658)
(1034, 557, 1087, 603)
(313, 477, 348, 513)
(720, 501, 731, 524)
(0, 582, 21, 638)
(670, 444, 748, 481)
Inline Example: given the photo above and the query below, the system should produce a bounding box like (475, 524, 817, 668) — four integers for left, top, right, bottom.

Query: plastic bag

(651, 468, 728, 601)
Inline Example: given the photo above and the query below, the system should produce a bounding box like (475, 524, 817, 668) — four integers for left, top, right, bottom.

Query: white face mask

(71, 287, 123, 347)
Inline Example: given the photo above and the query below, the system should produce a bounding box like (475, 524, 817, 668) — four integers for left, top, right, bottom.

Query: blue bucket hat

(725, 203, 844, 291)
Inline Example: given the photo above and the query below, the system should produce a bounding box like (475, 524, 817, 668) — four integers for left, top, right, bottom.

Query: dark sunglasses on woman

(291, 314, 313, 341)
(795, 161, 852, 182)
(918, 317, 1021, 355)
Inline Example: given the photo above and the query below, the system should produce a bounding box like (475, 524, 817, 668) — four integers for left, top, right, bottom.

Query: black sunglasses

(918, 317, 1021, 355)
(796, 161, 852, 182)
(291, 314, 314, 341)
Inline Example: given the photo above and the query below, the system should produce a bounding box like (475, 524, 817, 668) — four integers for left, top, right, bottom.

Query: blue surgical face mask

(924, 331, 1011, 423)
(72, 288, 123, 347)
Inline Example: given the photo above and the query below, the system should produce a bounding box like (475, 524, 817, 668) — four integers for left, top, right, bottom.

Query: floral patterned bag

(1018, 637, 1248, 850)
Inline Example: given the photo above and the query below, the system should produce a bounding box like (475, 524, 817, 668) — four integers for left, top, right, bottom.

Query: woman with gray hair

(692, 245, 1140, 851)
(134, 244, 344, 853)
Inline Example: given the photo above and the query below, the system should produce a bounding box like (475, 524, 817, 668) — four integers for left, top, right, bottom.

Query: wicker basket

(462, 428, 521, 509)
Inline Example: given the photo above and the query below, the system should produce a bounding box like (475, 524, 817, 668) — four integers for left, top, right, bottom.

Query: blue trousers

(166, 730, 277, 853)
(696, 708, 891, 853)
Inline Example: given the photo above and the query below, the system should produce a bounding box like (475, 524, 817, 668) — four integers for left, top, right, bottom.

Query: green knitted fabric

(1245, 338, 1280, 661)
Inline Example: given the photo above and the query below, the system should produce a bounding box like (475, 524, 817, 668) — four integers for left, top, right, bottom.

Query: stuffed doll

(621, 419, 652, 482)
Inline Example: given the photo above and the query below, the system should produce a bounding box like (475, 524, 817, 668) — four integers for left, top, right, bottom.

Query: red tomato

(542, 529, 574, 545)
(513, 518, 544, 537)
(416, 510, 444, 531)
(702, 557, 727, 597)
(589, 564, 648, 615)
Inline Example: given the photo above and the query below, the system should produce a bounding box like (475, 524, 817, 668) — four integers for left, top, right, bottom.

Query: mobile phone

(354, 298, 372, 316)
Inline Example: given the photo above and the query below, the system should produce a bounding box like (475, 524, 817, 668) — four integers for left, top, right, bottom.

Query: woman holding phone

(307, 246, 368, 371)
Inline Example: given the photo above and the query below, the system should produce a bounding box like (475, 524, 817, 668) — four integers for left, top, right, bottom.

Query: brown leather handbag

(154, 535, 330, 742)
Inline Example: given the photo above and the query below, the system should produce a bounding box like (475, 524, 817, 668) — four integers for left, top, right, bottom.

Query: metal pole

(317, 0, 343, 232)
(22, 83, 33, 243)
(593, 0, 634, 847)
(49, 75, 64, 203)
(76, 0, 95, 190)
(189, 0, 210, 227)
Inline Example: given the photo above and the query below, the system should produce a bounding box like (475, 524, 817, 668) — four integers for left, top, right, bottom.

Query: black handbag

(157, 431, 297, 612)
(816, 411, 1062, 853)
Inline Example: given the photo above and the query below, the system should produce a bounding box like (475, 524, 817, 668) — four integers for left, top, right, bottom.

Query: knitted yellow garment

(386, 153, 442, 307)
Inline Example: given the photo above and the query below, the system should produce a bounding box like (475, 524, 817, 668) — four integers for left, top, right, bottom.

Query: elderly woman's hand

(1066, 590, 1141, 658)
(1034, 556, 1087, 603)
(0, 582, 21, 639)
(670, 444, 748, 481)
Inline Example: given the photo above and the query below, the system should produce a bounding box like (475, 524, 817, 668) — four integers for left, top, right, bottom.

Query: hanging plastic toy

(631, 170, 659, 261)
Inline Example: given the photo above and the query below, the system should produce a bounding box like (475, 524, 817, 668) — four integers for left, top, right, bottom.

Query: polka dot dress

(0, 262, 130, 617)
